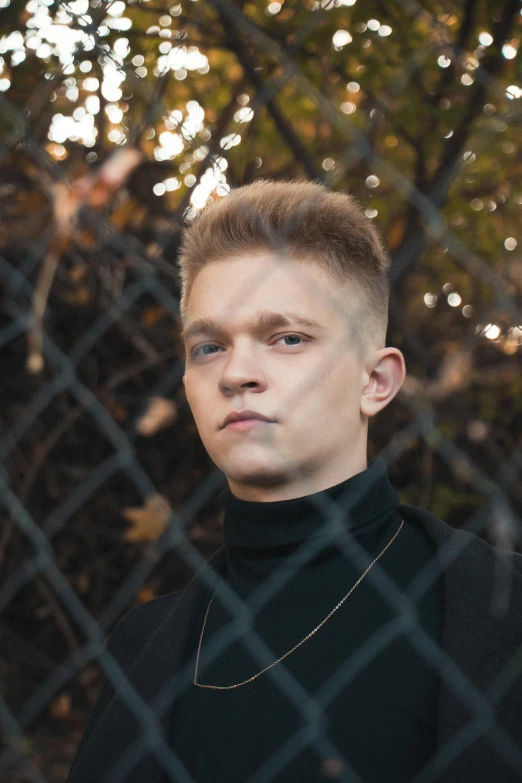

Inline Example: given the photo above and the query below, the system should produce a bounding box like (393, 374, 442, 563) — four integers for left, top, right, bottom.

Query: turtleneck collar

(220, 458, 400, 550)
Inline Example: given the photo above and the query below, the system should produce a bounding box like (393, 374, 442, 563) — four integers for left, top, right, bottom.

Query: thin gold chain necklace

(194, 518, 404, 690)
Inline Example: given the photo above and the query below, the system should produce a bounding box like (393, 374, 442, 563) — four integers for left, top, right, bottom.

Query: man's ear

(360, 348, 406, 418)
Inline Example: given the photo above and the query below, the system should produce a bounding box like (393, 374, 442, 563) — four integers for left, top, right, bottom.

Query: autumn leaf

(136, 396, 177, 436)
(141, 305, 170, 326)
(61, 288, 91, 306)
(105, 397, 130, 423)
(49, 692, 72, 721)
(122, 494, 172, 543)
(136, 585, 158, 604)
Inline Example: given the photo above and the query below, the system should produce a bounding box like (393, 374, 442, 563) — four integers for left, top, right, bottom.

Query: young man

(67, 180, 522, 783)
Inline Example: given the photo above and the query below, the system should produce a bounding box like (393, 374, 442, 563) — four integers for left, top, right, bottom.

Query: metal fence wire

(1, 0, 522, 780)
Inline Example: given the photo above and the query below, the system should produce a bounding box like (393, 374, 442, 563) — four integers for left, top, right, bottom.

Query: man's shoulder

(103, 547, 227, 669)
(399, 501, 522, 571)
(105, 589, 184, 669)
(399, 501, 522, 647)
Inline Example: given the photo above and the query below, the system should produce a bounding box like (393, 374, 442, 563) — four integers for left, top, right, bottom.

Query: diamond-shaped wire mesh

(1, 0, 522, 781)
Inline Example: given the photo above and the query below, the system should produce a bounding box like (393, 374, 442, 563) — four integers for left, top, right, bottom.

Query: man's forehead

(190, 250, 347, 306)
(181, 255, 358, 342)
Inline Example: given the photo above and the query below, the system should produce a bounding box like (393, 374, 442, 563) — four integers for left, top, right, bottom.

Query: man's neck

(226, 456, 369, 502)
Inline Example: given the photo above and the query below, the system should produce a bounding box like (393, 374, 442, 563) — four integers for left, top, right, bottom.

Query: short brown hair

(177, 178, 390, 352)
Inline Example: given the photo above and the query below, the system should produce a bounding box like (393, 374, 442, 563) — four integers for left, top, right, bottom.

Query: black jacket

(67, 503, 522, 783)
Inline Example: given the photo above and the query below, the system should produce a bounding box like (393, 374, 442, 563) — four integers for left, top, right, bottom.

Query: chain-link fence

(1, 0, 522, 780)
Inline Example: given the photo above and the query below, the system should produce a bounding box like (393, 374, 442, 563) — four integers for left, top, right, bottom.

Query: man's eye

(191, 343, 221, 357)
(276, 334, 304, 346)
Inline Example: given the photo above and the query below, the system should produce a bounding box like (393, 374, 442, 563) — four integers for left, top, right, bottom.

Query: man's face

(182, 252, 385, 501)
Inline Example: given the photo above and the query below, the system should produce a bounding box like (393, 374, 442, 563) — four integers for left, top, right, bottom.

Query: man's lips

(224, 418, 271, 432)
(221, 410, 274, 429)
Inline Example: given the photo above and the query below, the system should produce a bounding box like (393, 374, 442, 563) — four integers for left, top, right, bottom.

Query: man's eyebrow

(180, 311, 324, 343)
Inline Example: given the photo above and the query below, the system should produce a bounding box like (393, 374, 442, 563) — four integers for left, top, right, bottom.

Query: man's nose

(218, 344, 267, 394)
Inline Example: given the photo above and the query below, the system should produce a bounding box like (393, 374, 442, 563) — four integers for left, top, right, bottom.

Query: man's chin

(222, 462, 290, 488)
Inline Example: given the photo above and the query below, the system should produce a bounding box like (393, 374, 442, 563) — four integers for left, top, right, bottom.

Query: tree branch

(390, 0, 520, 283)
(427, 0, 520, 207)
(209, 1, 325, 182)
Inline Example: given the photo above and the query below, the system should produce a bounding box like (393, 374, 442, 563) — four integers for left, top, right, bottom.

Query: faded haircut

(176, 178, 391, 353)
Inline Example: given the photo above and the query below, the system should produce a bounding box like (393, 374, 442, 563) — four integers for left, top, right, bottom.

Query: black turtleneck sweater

(170, 459, 444, 782)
